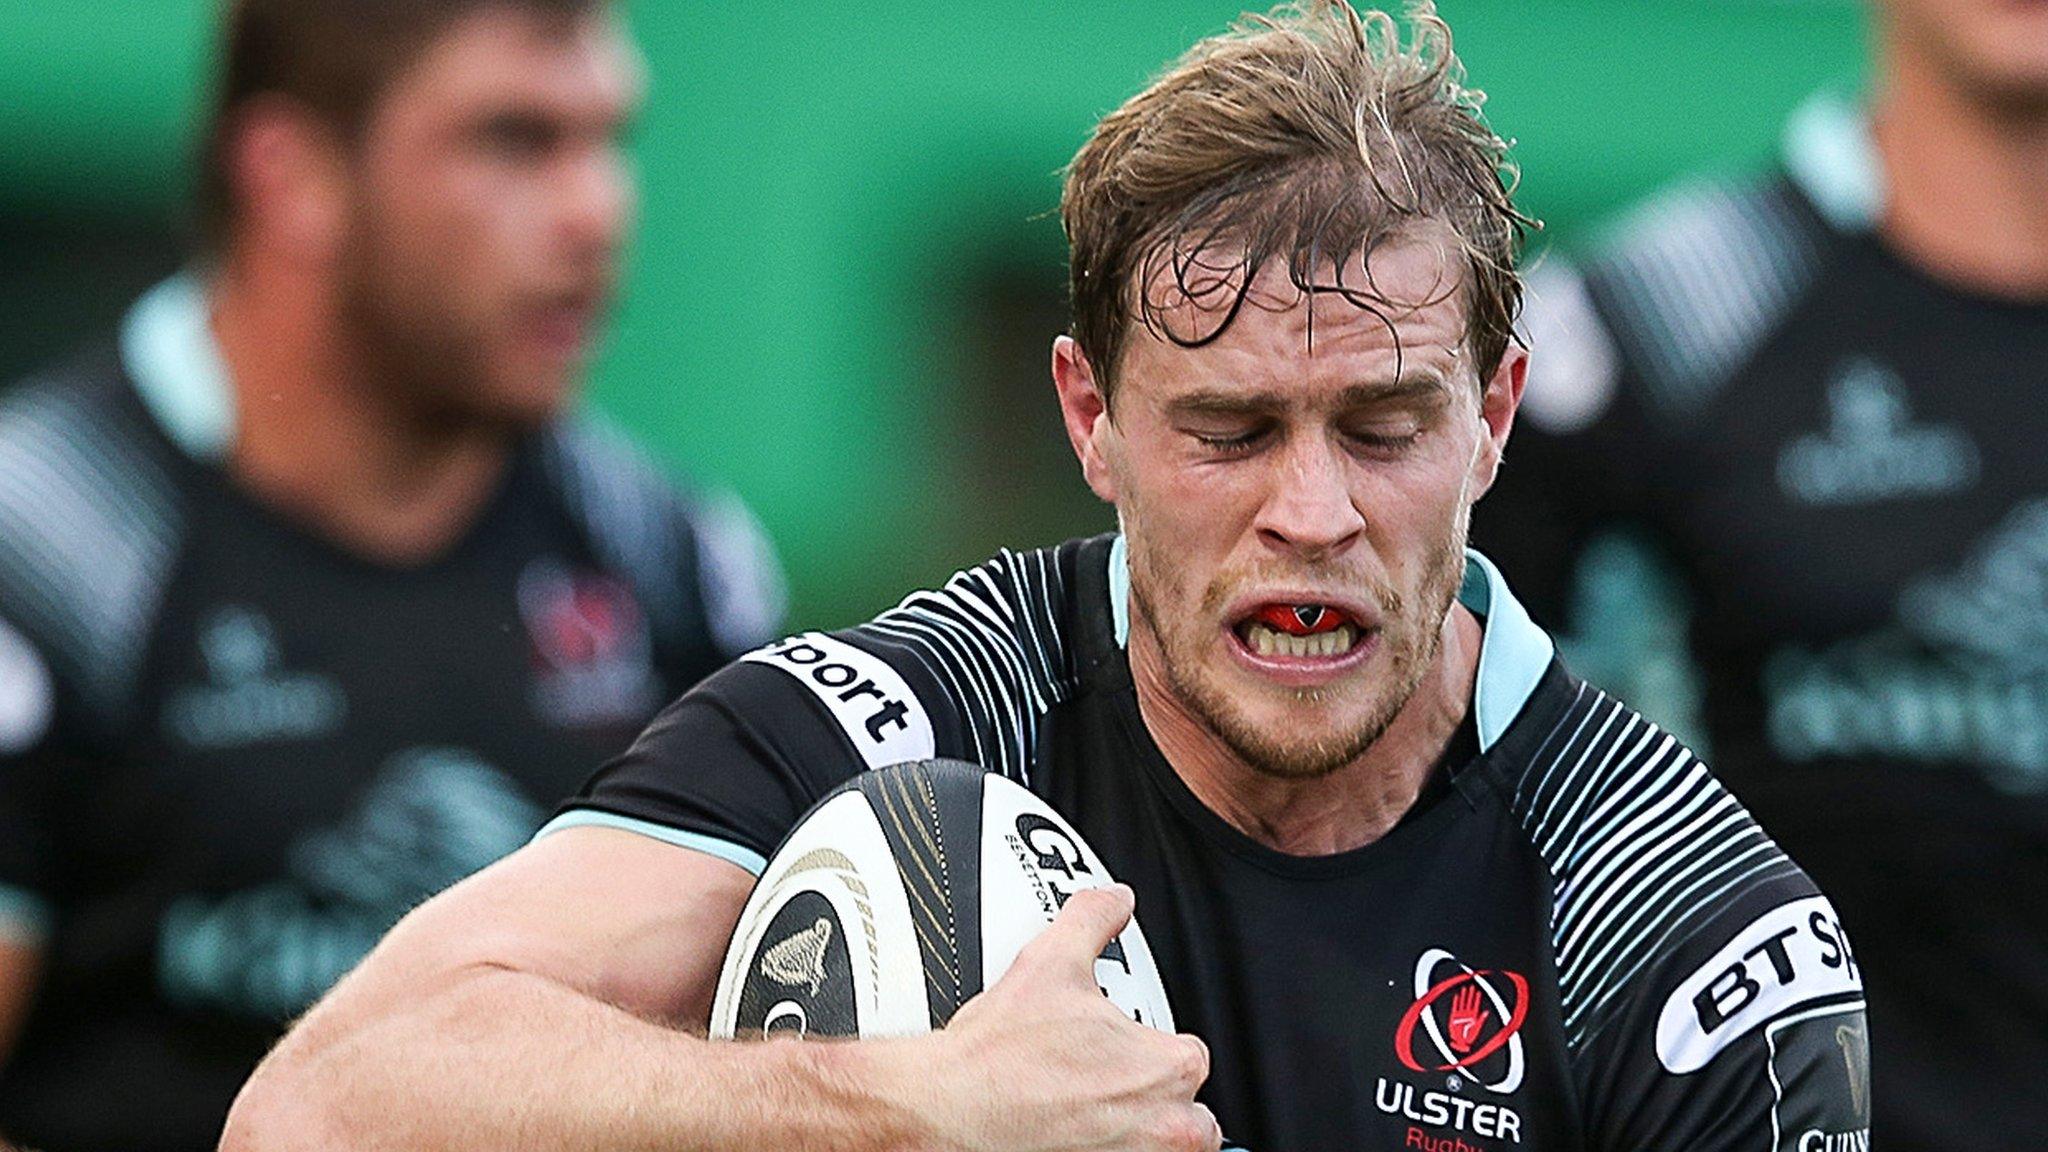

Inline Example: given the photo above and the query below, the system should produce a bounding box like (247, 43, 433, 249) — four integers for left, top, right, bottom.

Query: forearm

(225, 964, 925, 1152)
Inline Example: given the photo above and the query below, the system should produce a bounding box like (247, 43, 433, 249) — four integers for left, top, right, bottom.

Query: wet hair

(1061, 0, 1533, 397)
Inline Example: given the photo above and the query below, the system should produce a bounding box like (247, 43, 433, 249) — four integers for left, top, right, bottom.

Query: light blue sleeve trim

(120, 274, 235, 462)
(532, 810, 767, 876)
(1782, 90, 1882, 234)
(1108, 533, 1133, 649)
(1460, 550, 1557, 753)
(0, 883, 53, 946)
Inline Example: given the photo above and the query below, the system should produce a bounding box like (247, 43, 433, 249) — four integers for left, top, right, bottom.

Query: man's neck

(1131, 604, 1482, 857)
(1874, 44, 2048, 299)
(209, 263, 513, 567)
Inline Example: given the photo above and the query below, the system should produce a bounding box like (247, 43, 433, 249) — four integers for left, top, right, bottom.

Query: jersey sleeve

(0, 612, 65, 944)
(1575, 872, 1871, 1152)
(542, 543, 1079, 873)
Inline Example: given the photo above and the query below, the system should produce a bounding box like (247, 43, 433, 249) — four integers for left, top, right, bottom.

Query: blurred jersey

(1474, 93, 2048, 1151)
(0, 275, 785, 1151)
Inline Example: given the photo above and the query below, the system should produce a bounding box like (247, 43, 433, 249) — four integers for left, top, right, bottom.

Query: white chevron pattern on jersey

(1592, 176, 1825, 425)
(0, 378, 181, 717)
(853, 547, 1077, 786)
(1510, 682, 1802, 1049)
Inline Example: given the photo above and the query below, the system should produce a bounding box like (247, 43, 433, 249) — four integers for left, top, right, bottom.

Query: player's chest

(1654, 272, 2048, 645)
(1049, 759, 1577, 1150)
(104, 535, 662, 887)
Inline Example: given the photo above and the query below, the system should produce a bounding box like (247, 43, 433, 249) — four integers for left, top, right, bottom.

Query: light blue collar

(1782, 90, 1883, 234)
(119, 273, 236, 461)
(1107, 539, 1554, 753)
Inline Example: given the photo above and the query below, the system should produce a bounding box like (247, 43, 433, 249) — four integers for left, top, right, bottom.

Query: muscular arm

(223, 828, 918, 1150)
(224, 828, 1217, 1152)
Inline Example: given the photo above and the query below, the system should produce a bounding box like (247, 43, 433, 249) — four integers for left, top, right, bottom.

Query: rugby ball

(710, 758, 1175, 1040)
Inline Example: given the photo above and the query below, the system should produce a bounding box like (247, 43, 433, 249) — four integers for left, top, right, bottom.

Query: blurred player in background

(1473, 0, 2048, 1146)
(0, 0, 784, 1147)
(225, 4, 1865, 1150)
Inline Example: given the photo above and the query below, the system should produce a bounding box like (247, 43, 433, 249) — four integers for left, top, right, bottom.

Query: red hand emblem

(1446, 984, 1490, 1054)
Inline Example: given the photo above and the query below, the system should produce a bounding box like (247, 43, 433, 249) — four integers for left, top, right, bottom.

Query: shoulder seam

(1507, 687, 1799, 1051)
(1582, 174, 1830, 427)
(850, 545, 1081, 786)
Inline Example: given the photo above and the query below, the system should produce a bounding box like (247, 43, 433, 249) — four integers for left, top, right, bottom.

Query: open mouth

(1232, 603, 1369, 660)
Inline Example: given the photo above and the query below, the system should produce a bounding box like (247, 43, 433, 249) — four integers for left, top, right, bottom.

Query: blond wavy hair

(1061, 0, 1532, 395)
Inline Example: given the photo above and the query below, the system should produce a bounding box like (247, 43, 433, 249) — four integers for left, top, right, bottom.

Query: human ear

(1052, 336, 1119, 504)
(1469, 343, 1529, 499)
(228, 97, 350, 265)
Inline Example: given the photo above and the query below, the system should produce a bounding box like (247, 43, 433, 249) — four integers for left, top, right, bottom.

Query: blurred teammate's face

(1057, 233, 1523, 780)
(339, 7, 643, 430)
(1881, 0, 2048, 107)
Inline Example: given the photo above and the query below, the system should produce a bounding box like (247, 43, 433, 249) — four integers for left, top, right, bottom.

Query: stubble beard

(1131, 520, 1470, 782)
(335, 208, 530, 440)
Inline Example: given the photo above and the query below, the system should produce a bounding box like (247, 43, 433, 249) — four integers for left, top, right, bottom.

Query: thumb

(1008, 883, 1135, 987)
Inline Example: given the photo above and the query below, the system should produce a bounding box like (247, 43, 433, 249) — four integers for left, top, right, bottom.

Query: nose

(1253, 433, 1366, 561)
(558, 143, 633, 258)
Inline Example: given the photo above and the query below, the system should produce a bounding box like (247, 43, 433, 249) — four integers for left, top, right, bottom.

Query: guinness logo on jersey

(162, 607, 346, 749)
(1766, 1002, 1871, 1152)
(1777, 360, 1979, 508)
(518, 560, 659, 729)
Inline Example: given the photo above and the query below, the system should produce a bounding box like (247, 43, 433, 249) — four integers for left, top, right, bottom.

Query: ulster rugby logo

(1394, 948, 1530, 1094)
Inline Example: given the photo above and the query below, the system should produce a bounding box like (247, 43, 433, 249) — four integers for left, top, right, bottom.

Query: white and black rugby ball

(710, 758, 1175, 1040)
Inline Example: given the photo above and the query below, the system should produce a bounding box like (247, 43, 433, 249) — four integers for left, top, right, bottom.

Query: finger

(1009, 883, 1135, 985)
(1171, 1103, 1222, 1152)
(1169, 1032, 1211, 1095)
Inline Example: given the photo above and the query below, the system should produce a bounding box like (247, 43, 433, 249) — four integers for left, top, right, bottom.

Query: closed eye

(1345, 428, 1424, 453)
(1190, 425, 1273, 455)
(1341, 412, 1432, 457)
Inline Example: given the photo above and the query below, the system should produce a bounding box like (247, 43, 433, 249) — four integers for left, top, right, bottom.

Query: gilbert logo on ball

(711, 759, 1175, 1040)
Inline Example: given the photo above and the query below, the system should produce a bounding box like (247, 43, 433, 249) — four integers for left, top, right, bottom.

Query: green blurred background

(0, 0, 1867, 626)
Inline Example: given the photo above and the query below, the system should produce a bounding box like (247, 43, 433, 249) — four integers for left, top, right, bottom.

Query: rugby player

(1472, 0, 2048, 1145)
(0, 1, 782, 1147)
(225, 4, 1868, 1150)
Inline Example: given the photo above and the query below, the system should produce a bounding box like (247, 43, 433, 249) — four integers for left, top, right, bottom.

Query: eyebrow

(1164, 373, 1455, 418)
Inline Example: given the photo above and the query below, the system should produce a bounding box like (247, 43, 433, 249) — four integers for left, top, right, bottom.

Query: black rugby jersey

(1473, 92, 2048, 1151)
(551, 534, 1870, 1152)
(0, 276, 785, 1151)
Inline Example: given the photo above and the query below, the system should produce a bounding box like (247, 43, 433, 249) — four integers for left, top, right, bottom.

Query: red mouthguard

(1251, 604, 1344, 637)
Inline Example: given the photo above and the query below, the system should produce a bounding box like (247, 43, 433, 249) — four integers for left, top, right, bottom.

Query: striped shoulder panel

(1584, 174, 1829, 425)
(0, 370, 183, 717)
(1507, 682, 1802, 1051)
(849, 546, 1083, 787)
(540, 417, 785, 657)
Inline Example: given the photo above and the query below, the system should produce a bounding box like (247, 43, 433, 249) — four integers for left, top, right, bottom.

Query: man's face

(1058, 234, 1522, 779)
(1881, 0, 2048, 107)
(337, 7, 644, 430)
